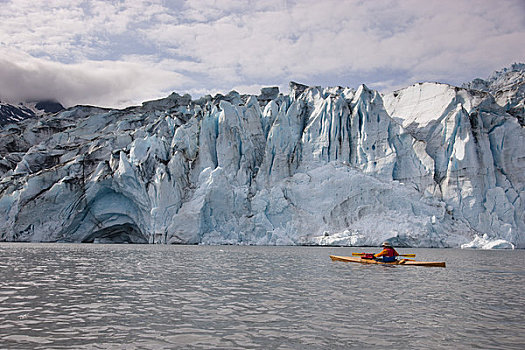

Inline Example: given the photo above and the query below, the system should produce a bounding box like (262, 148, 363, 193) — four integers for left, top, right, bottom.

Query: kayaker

(374, 241, 399, 262)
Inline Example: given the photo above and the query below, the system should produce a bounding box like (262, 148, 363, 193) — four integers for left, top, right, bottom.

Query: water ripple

(0, 244, 524, 349)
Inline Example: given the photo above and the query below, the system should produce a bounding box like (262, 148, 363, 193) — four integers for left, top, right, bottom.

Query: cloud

(0, 0, 524, 106)
(0, 49, 187, 108)
(141, 0, 525, 91)
(0, 0, 166, 61)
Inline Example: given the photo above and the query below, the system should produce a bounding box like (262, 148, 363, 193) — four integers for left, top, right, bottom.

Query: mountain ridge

(0, 100, 64, 126)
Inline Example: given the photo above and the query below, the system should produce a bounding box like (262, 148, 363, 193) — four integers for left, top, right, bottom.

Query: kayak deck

(330, 255, 446, 268)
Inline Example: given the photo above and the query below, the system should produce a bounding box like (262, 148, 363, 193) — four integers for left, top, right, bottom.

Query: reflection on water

(0, 244, 524, 349)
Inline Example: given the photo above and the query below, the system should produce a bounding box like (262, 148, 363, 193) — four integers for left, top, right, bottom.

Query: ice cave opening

(81, 223, 148, 244)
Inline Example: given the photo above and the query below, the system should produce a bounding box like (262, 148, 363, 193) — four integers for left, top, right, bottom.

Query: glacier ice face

(0, 66, 524, 248)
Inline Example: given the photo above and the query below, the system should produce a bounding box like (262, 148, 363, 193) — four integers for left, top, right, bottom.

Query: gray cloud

(0, 49, 186, 108)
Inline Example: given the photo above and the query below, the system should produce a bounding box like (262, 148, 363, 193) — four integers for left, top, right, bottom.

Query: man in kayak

(374, 241, 399, 262)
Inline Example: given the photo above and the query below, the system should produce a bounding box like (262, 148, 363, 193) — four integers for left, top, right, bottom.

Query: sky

(0, 0, 524, 108)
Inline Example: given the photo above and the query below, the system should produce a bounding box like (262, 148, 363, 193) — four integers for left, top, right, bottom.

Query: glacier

(0, 66, 524, 248)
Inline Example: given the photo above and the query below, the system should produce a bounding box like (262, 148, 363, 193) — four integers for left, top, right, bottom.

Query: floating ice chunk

(461, 234, 515, 249)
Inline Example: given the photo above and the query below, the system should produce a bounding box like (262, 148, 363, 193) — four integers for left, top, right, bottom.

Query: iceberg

(0, 65, 523, 248)
(461, 234, 515, 250)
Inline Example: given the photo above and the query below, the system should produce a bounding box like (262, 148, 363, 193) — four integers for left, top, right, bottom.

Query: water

(0, 244, 523, 349)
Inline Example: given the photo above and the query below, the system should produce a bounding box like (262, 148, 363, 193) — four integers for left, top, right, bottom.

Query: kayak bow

(330, 255, 446, 268)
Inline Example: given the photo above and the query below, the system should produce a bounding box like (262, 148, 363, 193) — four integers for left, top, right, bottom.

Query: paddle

(352, 252, 416, 258)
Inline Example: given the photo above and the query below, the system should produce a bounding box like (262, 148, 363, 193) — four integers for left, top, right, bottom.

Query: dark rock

(35, 100, 64, 114)
(258, 87, 279, 101)
(289, 81, 309, 99)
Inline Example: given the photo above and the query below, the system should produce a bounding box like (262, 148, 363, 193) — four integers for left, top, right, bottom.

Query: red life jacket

(384, 247, 398, 257)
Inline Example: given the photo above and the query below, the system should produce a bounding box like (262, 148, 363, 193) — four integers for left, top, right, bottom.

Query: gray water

(0, 244, 523, 349)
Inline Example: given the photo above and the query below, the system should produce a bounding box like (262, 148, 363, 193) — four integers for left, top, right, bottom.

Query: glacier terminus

(0, 64, 524, 248)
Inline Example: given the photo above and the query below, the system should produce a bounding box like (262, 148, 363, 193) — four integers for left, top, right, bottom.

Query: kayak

(330, 255, 446, 268)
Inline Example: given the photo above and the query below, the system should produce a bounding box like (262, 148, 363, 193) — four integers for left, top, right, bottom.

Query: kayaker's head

(381, 241, 392, 247)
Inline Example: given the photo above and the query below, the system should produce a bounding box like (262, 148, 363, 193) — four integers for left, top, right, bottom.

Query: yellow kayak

(330, 255, 446, 268)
